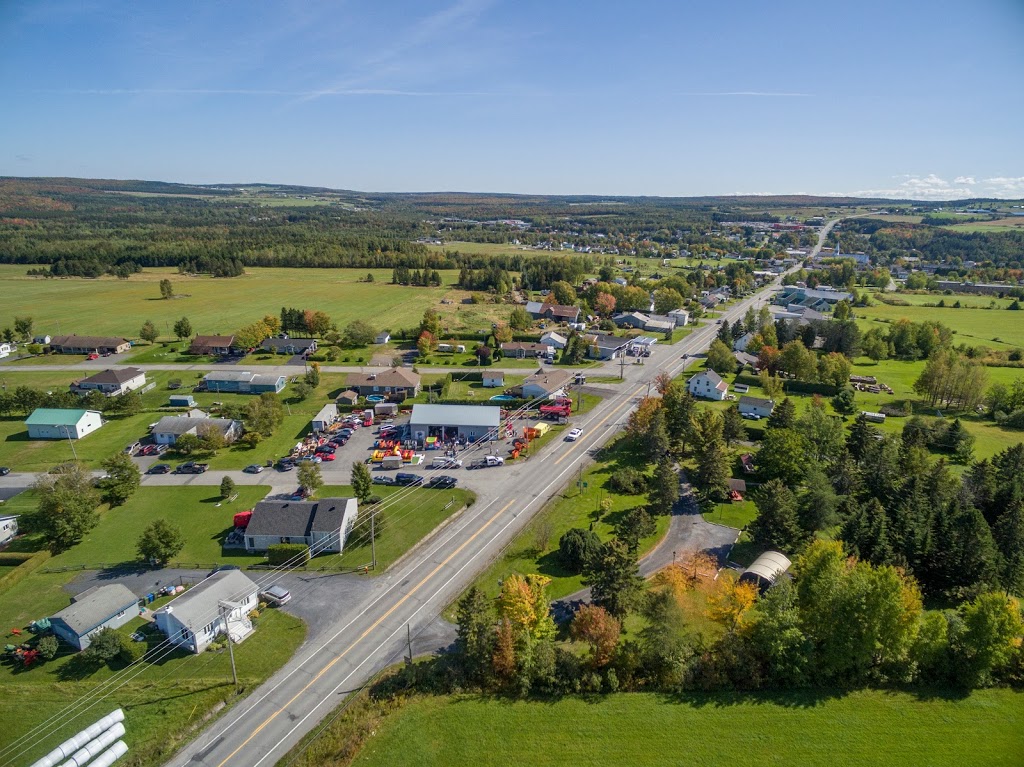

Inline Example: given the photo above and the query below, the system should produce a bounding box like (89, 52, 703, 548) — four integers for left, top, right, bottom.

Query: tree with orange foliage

(652, 552, 720, 601)
(625, 396, 662, 442)
(496, 574, 555, 642)
(491, 618, 517, 681)
(570, 604, 621, 668)
(594, 291, 616, 317)
(707, 574, 758, 632)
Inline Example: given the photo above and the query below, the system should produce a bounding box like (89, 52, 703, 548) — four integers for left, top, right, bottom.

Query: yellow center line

(554, 385, 645, 466)
(214, 498, 517, 767)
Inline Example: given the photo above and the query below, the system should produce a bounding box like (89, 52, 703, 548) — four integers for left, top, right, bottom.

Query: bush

(367, 495, 383, 505)
(558, 528, 603, 574)
(83, 628, 126, 663)
(267, 543, 310, 566)
(37, 634, 59, 661)
(120, 639, 147, 663)
(609, 468, 648, 495)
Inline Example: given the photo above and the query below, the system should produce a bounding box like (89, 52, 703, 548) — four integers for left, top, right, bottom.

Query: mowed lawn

(0, 265, 509, 339)
(350, 690, 1024, 767)
(856, 301, 1024, 348)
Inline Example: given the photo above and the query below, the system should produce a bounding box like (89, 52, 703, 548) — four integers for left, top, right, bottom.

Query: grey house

(49, 585, 138, 650)
(154, 570, 258, 653)
(245, 498, 359, 556)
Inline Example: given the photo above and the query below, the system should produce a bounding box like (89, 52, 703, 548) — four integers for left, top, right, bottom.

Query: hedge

(267, 543, 310, 567)
(0, 549, 52, 595)
(733, 374, 839, 397)
(0, 552, 34, 566)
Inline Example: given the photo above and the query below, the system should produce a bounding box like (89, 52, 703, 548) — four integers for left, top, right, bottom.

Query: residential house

(244, 498, 359, 555)
(260, 337, 318, 356)
(151, 414, 242, 445)
(582, 332, 631, 360)
(482, 372, 505, 388)
(733, 333, 756, 353)
(738, 396, 775, 419)
(50, 335, 131, 355)
(374, 331, 391, 345)
(520, 368, 574, 401)
(500, 342, 553, 359)
(539, 331, 568, 350)
(0, 515, 19, 546)
(154, 570, 258, 654)
(0, 342, 12, 359)
(733, 351, 759, 371)
(613, 311, 651, 329)
(202, 371, 286, 394)
(347, 369, 421, 399)
(311, 404, 339, 432)
(188, 335, 236, 356)
(524, 301, 581, 323)
(49, 585, 138, 651)
(25, 408, 103, 440)
(699, 295, 721, 310)
(643, 317, 675, 334)
(688, 370, 728, 401)
(72, 367, 147, 397)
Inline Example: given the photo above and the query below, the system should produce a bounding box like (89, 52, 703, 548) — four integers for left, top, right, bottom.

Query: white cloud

(837, 173, 1024, 200)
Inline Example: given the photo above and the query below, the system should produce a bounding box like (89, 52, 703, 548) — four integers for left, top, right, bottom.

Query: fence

(40, 561, 222, 574)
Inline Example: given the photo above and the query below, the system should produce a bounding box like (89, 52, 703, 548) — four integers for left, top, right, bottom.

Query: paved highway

(157, 275, 785, 767)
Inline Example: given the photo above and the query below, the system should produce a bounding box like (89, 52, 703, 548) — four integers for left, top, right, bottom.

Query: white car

(565, 428, 583, 441)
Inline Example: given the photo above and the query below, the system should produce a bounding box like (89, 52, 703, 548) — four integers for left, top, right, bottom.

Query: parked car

(430, 456, 463, 469)
(87, 353, 99, 360)
(320, 452, 336, 461)
(276, 460, 296, 472)
(373, 475, 396, 485)
(565, 428, 583, 441)
(314, 444, 335, 454)
(338, 428, 354, 438)
(329, 436, 348, 446)
(394, 472, 423, 486)
(0, 467, 10, 476)
(175, 461, 209, 474)
(295, 455, 322, 464)
(741, 412, 761, 421)
(426, 475, 457, 489)
(260, 585, 292, 606)
(147, 463, 171, 475)
(243, 464, 264, 474)
(124, 441, 141, 455)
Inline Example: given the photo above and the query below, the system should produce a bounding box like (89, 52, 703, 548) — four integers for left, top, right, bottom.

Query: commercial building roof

(50, 584, 138, 635)
(410, 404, 501, 428)
(25, 408, 94, 426)
(157, 570, 258, 632)
(245, 498, 355, 538)
(522, 368, 574, 394)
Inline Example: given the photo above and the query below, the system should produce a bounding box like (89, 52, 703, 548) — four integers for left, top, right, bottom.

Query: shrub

(558, 528, 603, 574)
(119, 639, 147, 663)
(37, 634, 59, 661)
(83, 628, 126, 663)
(267, 543, 310, 566)
(609, 468, 648, 495)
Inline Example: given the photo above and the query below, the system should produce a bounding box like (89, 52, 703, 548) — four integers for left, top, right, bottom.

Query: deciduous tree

(99, 452, 141, 507)
(137, 519, 185, 565)
(351, 461, 373, 503)
(570, 604, 621, 668)
(33, 463, 99, 553)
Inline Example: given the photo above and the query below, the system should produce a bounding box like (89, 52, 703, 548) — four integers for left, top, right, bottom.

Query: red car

(320, 453, 336, 461)
(87, 353, 99, 360)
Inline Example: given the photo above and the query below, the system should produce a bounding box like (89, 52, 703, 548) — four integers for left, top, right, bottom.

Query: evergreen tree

(691, 410, 730, 501)
(797, 465, 839, 533)
(921, 498, 999, 598)
(584, 539, 645, 618)
(993, 502, 1024, 596)
(846, 413, 880, 461)
(749, 479, 805, 553)
(716, 319, 732, 344)
(722, 406, 746, 446)
(647, 457, 679, 516)
(767, 397, 796, 429)
(455, 586, 494, 683)
(616, 508, 656, 553)
(843, 498, 897, 567)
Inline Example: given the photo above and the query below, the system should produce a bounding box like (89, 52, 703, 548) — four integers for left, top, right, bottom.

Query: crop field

(0, 266, 517, 340)
(346, 689, 1024, 767)
(945, 216, 1024, 232)
(855, 302, 1024, 348)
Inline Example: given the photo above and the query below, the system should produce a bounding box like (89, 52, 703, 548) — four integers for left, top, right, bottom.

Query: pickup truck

(175, 461, 209, 474)
(471, 455, 505, 469)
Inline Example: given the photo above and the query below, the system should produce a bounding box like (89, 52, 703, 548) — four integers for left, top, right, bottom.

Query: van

(395, 472, 423, 486)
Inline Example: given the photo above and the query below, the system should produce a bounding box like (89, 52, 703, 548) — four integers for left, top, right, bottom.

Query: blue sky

(2, 0, 1023, 198)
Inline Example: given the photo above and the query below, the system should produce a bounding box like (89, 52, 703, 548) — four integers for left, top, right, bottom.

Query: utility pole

(619, 353, 625, 380)
(64, 425, 78, 461)
(220, 602, 239, 691)
(406, 623, 413, 663)
(370, 510, 376, 570)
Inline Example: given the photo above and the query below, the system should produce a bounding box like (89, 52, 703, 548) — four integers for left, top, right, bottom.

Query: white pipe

(59, 723, 126, 767)
(29, 711, 124, 767)
(81, 742, 127, 767)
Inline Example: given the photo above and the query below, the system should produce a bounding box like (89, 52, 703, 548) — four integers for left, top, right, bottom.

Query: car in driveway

(320, 452, 336, 461)
(243, 464, 264, 474)
(373, 475, 396, 485)
(565, 428, 583, 441)
(147, 463, 171, 474)
(260, 585, 292, 606)
(741, 412, 761, 421)
(314, 444, 335, 455)
(426, 475, 457, 489)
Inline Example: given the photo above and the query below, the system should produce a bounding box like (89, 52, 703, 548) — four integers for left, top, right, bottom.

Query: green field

(0, 266, 516, 340)
(856, 301, 1024, 348)
(347, 689, 1023, 767)
(704, 499, 757, 529)
(871, 291, 1015, 309)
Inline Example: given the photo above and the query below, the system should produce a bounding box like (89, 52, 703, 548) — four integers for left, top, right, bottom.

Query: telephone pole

(370, 510, 377, 570)
(220, 602, 239, 691)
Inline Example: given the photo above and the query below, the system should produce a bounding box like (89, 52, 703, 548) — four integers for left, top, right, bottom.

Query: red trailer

(233, 510, 253, 529)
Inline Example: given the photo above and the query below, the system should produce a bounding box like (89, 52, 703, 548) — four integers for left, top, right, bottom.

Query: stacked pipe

(29, 711, 127, 767)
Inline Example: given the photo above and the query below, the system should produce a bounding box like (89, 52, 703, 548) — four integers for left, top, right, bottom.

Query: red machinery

(539, 397, 572, 419)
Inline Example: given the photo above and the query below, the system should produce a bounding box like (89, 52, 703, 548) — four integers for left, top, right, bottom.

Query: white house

(482, 371, 505, 388)
(0, 342, 13, 359)
(738, 395, 775, 419)
(733, 333, 756, 353)
(668, 309, 690, 327)
(154, 570, 258, 654)
(539, 331, 568, 350)
(150, 414, 242, 445)
(49, 585, 139, 651)
(244, 498, 359, 555)
(25, 409, 103, 440)
(73, 367, 147, 397)
(0, 515, 19, 546)
(521, 369, 574, 401)
(688, 370, 728, 401)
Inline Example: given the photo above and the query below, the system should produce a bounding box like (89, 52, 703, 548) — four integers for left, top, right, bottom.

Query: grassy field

(856, 301, 1024, 348)
(461, 438, 670, 604)
(871, 291, 1015, 309)
(0, 265, 516, 340)
(704, 499, 757, 529)
(944, 216, 1024, 232)
(345, 689, 1024, 767)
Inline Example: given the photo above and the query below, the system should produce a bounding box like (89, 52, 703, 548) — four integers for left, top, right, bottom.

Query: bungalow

(374, 331, 391, 345)
(347, 369, 421, 399)
(49, 585, 138, 651)
(0, 342, 12, 359)
(151, 414, 242, 445)
(311, 403, 340, 432)
(202, 371, 286, 394)
(520, 368, 574, 400)
(244, 498, 359, 555)
(688, 370, 728, 401)
(50, 335, 131, 355)
(26, 408, 103, 440)
(188, 335, 236, 356)
(336, 390, 359, 406)
(525, 302, 581, 323)
(539, 331, 568, 350)
(583, 332, 631, 360)
(72, 367, 147, 397)
(613, 311, 651, 329)
(154, 570, 258, 654)
(500, 342, 553, 359)
(482, 371, 505, 388)
(260, 337, 318, 356)
(733, 333, 756, 353)
(738, 395, 775, 419)
(0, 515, 19, 546)
(699, 295, 721, 310)
(733, 351, 759, 371)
